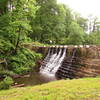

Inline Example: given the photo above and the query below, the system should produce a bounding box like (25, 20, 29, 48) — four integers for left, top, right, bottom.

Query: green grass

(0, 77, 100, 100)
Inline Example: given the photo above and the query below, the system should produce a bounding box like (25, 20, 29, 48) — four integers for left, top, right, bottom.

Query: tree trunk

(14, 27, 21, 54)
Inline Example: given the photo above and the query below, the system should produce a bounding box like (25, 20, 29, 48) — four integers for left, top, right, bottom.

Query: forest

(0, 0, 100, 90)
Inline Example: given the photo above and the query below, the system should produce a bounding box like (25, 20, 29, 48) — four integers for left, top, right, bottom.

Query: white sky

(57, 0, 100, 18)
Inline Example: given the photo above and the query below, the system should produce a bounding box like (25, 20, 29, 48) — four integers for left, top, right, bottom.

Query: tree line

(0, 0, 100, 79)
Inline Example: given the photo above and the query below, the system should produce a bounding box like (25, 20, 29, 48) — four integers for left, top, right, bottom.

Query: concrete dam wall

(25, 45, 100, 79)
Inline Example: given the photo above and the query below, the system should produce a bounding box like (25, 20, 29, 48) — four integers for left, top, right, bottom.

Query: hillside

(0, 77, 100, 100)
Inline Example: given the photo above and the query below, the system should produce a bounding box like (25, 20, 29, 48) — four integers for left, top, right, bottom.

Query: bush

(8, 48, 42, 74)
(0, 70, 15, 77)
(0, 76, 13, 90)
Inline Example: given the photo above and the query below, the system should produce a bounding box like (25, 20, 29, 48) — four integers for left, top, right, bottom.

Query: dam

(25, 45, 100, 79)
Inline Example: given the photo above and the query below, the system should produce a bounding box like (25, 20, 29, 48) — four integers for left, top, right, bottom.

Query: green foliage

(32, 41, 49, 46)
(66, 22, 85, 45)
(8, 48, 42, 74)
(0, 0, 42, 76)
(0, 0, 8, 14)
(0, 70, 15, 77)
(74, 12, 88, 31)
(0, 76, 13, 90)
(83, 31, 100, 45)
(89, 31, 100, 44)
(31, 0, 68, 43)
(0, 39, 14, 56)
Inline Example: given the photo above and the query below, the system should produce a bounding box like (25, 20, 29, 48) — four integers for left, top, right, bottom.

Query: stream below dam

(14, 71, 57, 86)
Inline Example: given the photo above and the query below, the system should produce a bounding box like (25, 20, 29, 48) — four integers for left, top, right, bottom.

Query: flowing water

(14, 47, 77, 86)
(39, 48, 66, 79)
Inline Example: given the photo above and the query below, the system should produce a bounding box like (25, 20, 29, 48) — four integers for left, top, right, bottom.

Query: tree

(66, 21, 85, 45)
(0, 0, 9, 15)
(87, 15, 100, 33)
(31, 0, 67, 44)
(73, 12, 88, 32)
(0, 0, 42, 75)
(64, 5, 73, 37)
(92, 17, 100, 32)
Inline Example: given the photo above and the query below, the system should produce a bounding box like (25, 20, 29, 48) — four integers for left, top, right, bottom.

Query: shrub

(0, 70, 15, 77)
(8, 48, 42, 74)
(0, 76, 13, 90)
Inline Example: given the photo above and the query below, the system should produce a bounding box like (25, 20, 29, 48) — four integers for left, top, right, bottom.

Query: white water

(40, 48, 66, 78)
(44, 48, 51, 61)
(45, 48, 62, 72)
(40, 48, 58, 74)
(40, 48, 51, 70)
(51, 48, 66, 74)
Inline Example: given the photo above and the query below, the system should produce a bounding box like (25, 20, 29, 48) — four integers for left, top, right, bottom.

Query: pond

(14, 70, 57, 86)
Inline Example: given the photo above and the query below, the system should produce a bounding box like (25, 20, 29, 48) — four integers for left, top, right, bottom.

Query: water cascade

(40, 47, 66, 78)
(51, 48, 66, 74)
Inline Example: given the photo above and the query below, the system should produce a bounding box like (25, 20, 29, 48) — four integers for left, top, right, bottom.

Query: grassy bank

(0, 77, 100, 100)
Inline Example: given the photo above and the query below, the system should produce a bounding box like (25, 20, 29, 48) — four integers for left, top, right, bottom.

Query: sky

(57, 0, 100, 18)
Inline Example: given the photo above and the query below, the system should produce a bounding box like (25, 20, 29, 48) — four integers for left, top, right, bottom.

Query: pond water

(14, 70, 57, 86)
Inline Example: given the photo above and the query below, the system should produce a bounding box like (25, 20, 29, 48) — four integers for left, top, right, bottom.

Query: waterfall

(44, 48, 51, 61)
(51, 48, 66, 74)
(45, 48, 58, 69)
(40, 48, 57, 71)
(45, 48, 62, 72)
(40, 48, 51, 70)
(40, 48, 66, 77)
